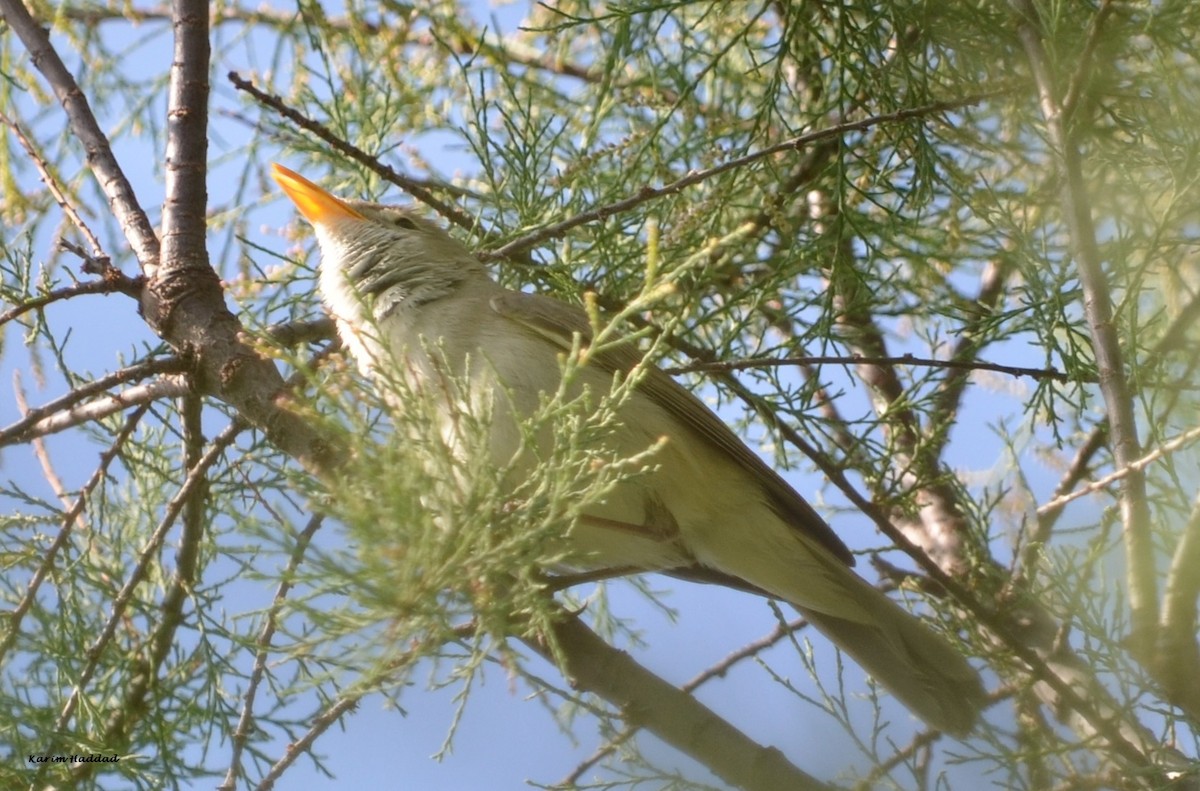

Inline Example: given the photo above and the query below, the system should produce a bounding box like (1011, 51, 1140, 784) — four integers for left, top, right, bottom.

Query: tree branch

(668, 351, 1070, 383)
(560, 615, 812, 786)
(153, 0, 211, 282)
(1010, 0, 1156, 650)
(0, 109, 135, 285)
(2, 377, 190, 445)
(1159, 497, 1200, 719)
(0, 0, 160, 269)
(0, 357, 185, 447)
(1036, 424, 1200, 518)
(527, 611, 833, 791)
(227, 71, 476, 229)
(0, 279, 140, 328)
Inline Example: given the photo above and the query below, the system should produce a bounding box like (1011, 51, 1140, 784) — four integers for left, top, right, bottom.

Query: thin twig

(666, 351, 1069, 382)
(253, 621, 477, 791)
(12, 372, 84, 529)
(1036, 424, 1200, 518)
(63, 4, 614, 96)
(808, 180, 966, 572)
(1016, 423, 1109, 583)
(219, 513, 325, 791)
(0, 405, 150, 667)
(226, 71, 476, 230)
(0, 109, 129, 283)
(0, 280, 138, 328)
(1061, 0, 1117, 123)
(485, 92, 1003, 260)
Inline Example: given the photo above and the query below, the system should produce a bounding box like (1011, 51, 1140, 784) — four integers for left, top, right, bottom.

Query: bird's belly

(397, 320, 780, 574)
(444, 338, 691, 569)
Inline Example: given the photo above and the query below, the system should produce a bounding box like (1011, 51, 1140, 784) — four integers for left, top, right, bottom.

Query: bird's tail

(798, 574, 985, 736)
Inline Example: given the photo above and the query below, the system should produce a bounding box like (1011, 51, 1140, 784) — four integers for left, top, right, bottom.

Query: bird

(271, 162, 986, 736)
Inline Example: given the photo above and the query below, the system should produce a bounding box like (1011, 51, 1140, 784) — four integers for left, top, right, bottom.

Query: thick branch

(0, 0, 160, 268)
(1159, 498, 1200, 718)
(153, 0, 212, 283)
(1010, 0, 1157, 650)
(526, 612, 832, 791)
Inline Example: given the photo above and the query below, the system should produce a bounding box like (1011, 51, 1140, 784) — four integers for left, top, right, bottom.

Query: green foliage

(1, 0, 1199, 789)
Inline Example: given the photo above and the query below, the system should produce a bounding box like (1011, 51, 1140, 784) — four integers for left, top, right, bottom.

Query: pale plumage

(272, 163, 986, 735)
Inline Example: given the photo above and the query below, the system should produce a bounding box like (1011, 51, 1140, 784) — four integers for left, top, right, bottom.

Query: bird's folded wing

(488, 290, 854, 565)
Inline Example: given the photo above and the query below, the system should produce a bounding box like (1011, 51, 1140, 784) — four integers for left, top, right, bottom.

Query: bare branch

(667, 351, 1070, 383)
(560, 615, 812, 786)
(6, 377, 190, 445)
(0, 279, 137, 328)
(227, 71, 476, 230)
(0, 0, 160, 269)
(0, 109, 133, 285)
(1159, 497, 1200, 718)
(1036, 424, 1200, 518)
(0, 357, 185, 447)
(12, 373, 84, 529)
(1010, 0, 1157, 651)
(526, 611, 833, 791)
(153, 0, 212, 283)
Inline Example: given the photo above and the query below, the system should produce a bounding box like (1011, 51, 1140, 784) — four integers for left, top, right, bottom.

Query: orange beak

(271, 163, 365, 225)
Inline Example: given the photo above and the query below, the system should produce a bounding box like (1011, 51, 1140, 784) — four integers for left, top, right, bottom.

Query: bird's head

(271, 163, 484, 321)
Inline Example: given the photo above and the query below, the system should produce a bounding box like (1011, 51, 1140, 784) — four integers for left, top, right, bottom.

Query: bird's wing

(488, 290, 854, 565)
